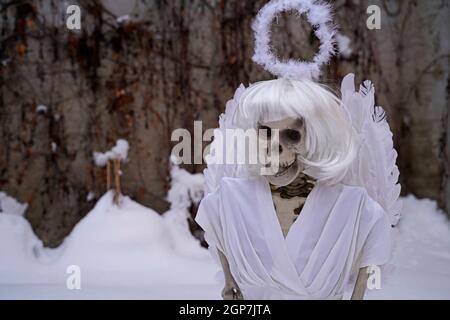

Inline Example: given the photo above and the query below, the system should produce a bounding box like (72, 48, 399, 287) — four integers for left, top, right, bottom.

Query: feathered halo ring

(252, 0, 336, 81)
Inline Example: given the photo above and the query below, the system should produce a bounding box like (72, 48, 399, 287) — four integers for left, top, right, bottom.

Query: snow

(336, 34, 353, 59)
(167, 158, 204, 210)
(86, 192, 95, 202)
(0, 192, 28, 216)
(111, 139, 129, 161)
(0, 191, 221, 299)
(116, 15, 130, 24)
(36, 104, 48, 114)
(1, 190, 449, 300)
(164, 161, 206, 257)
(93, 139, 130, 167)
(51, 142, 58, 153)
(366, 195, 450, 299)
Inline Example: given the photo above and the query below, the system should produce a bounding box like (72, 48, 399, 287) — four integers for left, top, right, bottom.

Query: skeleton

(218, 117, 369, 300)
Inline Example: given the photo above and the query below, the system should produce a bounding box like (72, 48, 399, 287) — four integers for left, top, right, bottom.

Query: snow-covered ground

(366, 195, 450, 300)
(1, 190, 449, 300)
(0, 190, 222, 300)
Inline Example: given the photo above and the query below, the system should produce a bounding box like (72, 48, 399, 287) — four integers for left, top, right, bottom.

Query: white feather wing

(341, 73, 402, 226)
(203, 84, 248, 195)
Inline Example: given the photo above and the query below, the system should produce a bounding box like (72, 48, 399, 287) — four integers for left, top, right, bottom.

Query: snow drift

(0, 191, 220, 290)
(1, 189, 450, 299)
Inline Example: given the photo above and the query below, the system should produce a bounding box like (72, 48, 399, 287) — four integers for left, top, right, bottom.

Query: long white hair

(232, 78, 357, 184)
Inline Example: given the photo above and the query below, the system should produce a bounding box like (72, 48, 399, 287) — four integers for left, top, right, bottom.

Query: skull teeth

(267, 159, 302, 187)
(274, 167, 289, 177)
(280, 160, 295, 168)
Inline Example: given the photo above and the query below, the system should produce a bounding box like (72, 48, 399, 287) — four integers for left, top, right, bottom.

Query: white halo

(252, 0, 336, 80)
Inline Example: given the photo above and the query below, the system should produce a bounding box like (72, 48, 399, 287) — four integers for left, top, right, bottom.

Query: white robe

(196, 176, 391, 300)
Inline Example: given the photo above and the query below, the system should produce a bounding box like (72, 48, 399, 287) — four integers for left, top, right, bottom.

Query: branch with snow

(164, 156, 206, 250)
(93, 139, 129, 167)
(93, 139, 130, 205)
(166, 155, 205, 211)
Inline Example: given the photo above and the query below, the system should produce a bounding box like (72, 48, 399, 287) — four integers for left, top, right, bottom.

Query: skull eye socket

(283, 129, 301, 143)
(258, 125, 272, 139)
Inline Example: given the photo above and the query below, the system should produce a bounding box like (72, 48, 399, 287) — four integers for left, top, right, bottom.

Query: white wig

(232, 78, 357, 184)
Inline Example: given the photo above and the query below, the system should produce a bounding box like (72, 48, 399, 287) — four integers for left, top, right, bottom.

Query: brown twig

(113, 158, 121, 204)
(106, 159, 111, 191)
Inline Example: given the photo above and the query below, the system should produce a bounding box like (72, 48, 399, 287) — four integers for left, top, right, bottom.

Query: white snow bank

(0, 191, 220, 290)
(0, 192, 57, 283)
(1, 191, 449, 299)
(164, 160, 206, 258)
(0, 212, 45, 278)
(366, 195, 450, 299)
(53, 192, 215, 286)
(0, 192, 28, 216)
(166, 160, 204, 210)
(93, 139, 129, 167)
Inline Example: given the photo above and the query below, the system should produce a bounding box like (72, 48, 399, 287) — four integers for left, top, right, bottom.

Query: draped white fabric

(196, 177, 391, 299)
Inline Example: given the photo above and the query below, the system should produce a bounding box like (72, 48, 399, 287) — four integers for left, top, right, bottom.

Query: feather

(252, 0, 336, 80)
(342, 74, 402, 228)
(203, 84, 248, 195)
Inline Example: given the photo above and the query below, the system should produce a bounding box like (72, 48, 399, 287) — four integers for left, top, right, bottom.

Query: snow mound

(0, 193, 51, 283)
(0, 192, 28, 216)
(163, 160, 207, 258)
(167, 165, 204, 210)
(2, 190, 449, 299)
(0, 191, 220, 288)
(366, 195, 450, 299)
(0, 214, 44, 277)
(58, 192, 171, 264)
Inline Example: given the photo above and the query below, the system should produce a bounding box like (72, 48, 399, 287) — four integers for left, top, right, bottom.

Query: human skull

(258, 117, 306, 187)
